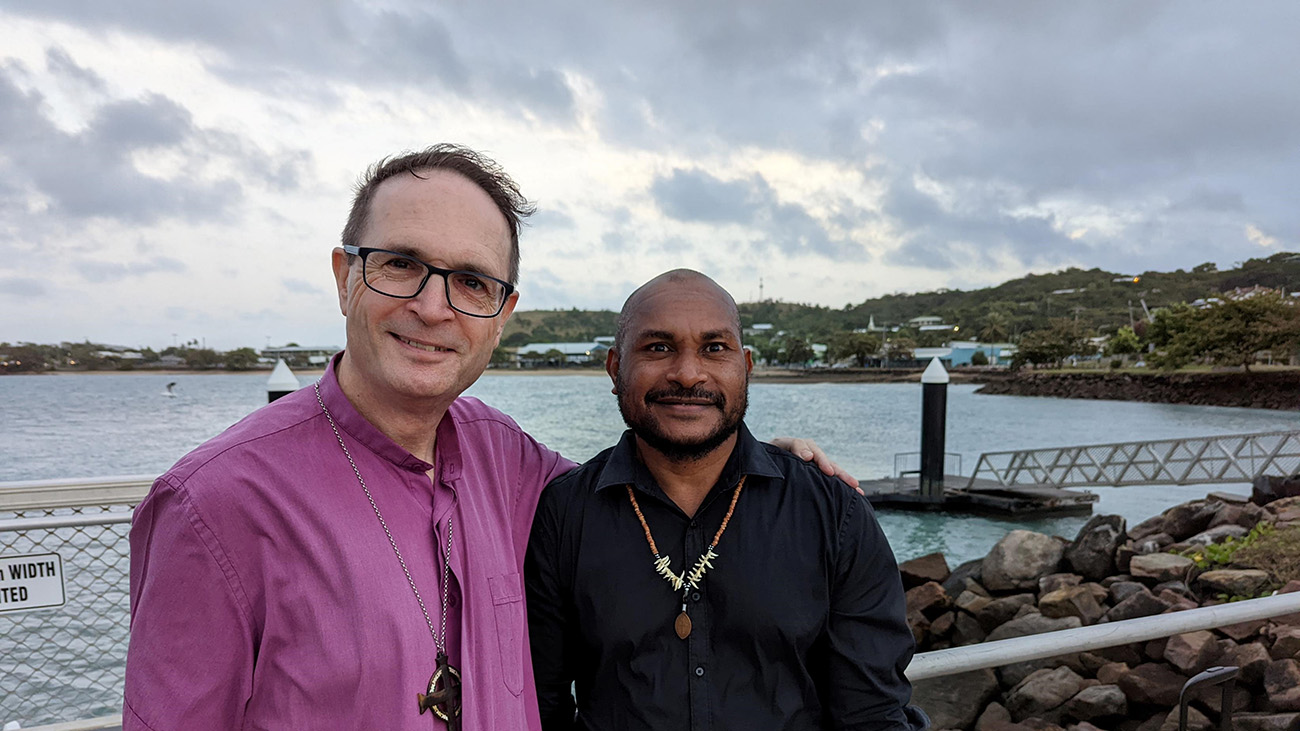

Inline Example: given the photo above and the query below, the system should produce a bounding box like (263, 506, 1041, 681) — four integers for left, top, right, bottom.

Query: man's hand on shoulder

(768, 437, 862, 494)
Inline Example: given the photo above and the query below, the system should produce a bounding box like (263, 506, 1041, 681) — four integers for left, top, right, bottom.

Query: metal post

(919, 358, 949, 503)
(266, 359, 299, 402)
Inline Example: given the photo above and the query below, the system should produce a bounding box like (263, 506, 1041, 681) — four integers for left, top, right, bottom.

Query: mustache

(644, 385, 725, 408)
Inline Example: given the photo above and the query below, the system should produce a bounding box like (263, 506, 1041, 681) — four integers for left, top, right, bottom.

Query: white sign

(0, 552, 66, 614)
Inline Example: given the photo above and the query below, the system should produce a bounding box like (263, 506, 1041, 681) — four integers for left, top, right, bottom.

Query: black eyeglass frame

(343, 245, 515, 318)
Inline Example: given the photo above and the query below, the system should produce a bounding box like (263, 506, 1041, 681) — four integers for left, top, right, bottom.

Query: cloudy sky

(2, 2, 1297, 350)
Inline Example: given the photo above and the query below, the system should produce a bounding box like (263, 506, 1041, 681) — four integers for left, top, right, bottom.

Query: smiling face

(332, 169, 517, 416)
(609, 272, 753, 463)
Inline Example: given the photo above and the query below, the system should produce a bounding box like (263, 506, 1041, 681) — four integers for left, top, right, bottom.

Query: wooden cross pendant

(417, 651, 462, 730)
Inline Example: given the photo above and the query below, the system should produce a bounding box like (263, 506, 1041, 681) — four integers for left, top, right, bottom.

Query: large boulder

(1233, 714, 1300, 731)
(1106, 589, 1171, 621)
(900, 552, 951, 588)
(1063, 683, 1127, 721)
(1270, 626, 1300, 660)
(1197, 569, 1272, 597)
(986, 613, 1081, 642)
(1109, 580, 1148, 604)
(1186, 524, 1250, 546)
(1129, 553, 1194, 584)
(942, 558, 985, 597)
(906, 581, 951, 618)
(983, 531, 1065, 592)
(911, 668, 999, 730)
(1156, 706, 1212, 731)
(977, 593, 1037, 631)
(1005, 666, 1085, 722)
(1118, 663, 1186, 706)
(1162, 501, 1219, 541)
(1065, 514, 1126, 581)
(1038, 585, 1104, 625)
(1220, 641, 1272, 685)
(1266, 659, 1300, 712)
(1162, 630, 1219, 675)
(1038, 572, 1083, 595)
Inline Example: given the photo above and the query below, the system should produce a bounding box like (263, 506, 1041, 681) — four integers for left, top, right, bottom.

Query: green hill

(502, 252, 1300, 345)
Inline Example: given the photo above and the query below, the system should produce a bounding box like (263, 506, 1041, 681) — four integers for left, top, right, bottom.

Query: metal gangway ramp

(968, 429, 1300, 489)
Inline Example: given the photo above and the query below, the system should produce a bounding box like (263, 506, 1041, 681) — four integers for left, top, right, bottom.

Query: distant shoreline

(7, 366, 990, 383)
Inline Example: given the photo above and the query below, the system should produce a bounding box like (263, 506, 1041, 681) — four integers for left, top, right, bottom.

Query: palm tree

(979, 311, 1010, 343)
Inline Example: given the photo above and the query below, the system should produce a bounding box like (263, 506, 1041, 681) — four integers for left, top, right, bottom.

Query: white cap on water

(266, 359, 300, 392)
(921, 357, 950, 385)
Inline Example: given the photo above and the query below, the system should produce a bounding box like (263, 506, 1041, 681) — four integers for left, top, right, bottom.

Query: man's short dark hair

(342, 144, 533, 285)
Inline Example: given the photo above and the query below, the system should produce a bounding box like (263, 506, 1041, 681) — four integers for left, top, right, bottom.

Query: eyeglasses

(343, 245, 515, 318)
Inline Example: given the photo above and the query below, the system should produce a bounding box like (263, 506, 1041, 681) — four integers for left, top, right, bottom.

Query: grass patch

(1233, 523, 1300, 585)
(1182, 523, 1274, 570)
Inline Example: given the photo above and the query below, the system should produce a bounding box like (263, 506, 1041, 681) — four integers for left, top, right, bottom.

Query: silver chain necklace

(315, 382, 462, 728)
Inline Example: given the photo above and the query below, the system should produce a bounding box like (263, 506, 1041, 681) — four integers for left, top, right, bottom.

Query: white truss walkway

(968, 430, 1300, 489)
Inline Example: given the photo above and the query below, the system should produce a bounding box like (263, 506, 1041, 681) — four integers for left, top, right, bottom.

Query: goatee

(617, 378, 748, 463)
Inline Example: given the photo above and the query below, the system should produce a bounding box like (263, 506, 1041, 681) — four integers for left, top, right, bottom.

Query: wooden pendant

(418, 651, 462, 729)
(675, 611, 692, 639)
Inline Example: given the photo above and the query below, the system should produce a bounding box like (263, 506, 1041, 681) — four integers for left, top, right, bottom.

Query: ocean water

(4, 369, 1298, 560)
(1, 370, 1297, 725)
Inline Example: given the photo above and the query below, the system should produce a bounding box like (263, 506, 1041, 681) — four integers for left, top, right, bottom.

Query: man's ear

(492, 291, 520, 347)
(331, 247, 352, 316)
(606, 347, 620, 393)
(744, 345, 754, 374)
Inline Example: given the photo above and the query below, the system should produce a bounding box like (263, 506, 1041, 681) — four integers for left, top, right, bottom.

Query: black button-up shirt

(526, 424, 928, 731)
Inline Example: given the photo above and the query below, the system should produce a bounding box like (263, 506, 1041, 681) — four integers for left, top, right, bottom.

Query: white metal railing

(0, 475, 153, 512)
(8, 476, 1300, 725)
(907, 590, 1300, 680)
(968, 430, 1300, 490)
(1, 477, 146, 728)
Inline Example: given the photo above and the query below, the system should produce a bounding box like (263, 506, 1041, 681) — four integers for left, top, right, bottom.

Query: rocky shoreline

(975, 370, 1300, 411)
(904, 482, 1300, 730)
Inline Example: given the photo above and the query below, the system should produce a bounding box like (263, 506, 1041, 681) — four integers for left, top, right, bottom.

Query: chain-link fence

(2, 496, 137, 727)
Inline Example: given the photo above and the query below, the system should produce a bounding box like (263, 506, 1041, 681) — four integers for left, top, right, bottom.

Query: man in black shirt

(526, 269, 928, 730)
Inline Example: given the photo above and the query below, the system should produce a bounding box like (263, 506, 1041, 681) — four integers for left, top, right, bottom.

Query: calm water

(1, 371, 1297, 724)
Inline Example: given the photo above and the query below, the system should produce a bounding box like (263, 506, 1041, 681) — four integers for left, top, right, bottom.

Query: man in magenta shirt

(125, 145, 850, 730)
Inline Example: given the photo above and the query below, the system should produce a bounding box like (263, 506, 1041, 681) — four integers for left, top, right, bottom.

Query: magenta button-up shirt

(125, 356, 575, 730)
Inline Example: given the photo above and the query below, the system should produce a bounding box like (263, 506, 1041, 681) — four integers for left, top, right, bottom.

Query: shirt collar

(317, 351, 447, 475)
(594, 421, 783, 495)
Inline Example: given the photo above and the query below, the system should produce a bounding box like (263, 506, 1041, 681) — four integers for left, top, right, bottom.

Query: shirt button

(691, 592, 701, 602)
(694, 666, 705, 677)
(689, 520, 697, 528)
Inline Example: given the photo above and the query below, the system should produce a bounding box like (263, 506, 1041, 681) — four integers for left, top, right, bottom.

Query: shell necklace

(315, 382, 462, 729)
(625, 476, 745, 639)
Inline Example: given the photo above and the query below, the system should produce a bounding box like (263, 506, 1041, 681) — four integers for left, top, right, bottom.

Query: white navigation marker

(921, 356, 950, 384)
(267, 359, 300, 403)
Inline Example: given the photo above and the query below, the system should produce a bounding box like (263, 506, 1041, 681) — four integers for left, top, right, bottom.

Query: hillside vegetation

(501, 252, 1300, 344)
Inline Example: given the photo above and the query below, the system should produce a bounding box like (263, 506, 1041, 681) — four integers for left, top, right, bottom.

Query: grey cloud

(0, 68, 242, 224)
(8, 1, 1299, 283)
(0, 277, 47, 297)
(652, 168, 867, 259)
(652, 169, 759, 224)
(282, 277, 325, 294)
(881, 176, 1075, 271)
(530, 208, 575, 230)
(45, 47, 106, 90)
(75, 257, 187, 283)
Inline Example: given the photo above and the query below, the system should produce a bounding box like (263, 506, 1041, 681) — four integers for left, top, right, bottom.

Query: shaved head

(614, 269, 741, 352)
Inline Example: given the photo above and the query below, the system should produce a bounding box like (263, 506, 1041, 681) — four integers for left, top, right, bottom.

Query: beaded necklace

(625, 475, 746, 639)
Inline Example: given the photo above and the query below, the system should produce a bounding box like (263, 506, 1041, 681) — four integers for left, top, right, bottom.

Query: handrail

(25, 716, 120, 731)
(906, 590, 1300, 680)
(0, 475, 153, 512)
(967, 429, 1300, 490)
(0, 512, 133, 533)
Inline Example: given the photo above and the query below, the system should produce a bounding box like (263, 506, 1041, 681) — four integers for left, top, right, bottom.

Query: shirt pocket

(489, 572, 525, 696)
